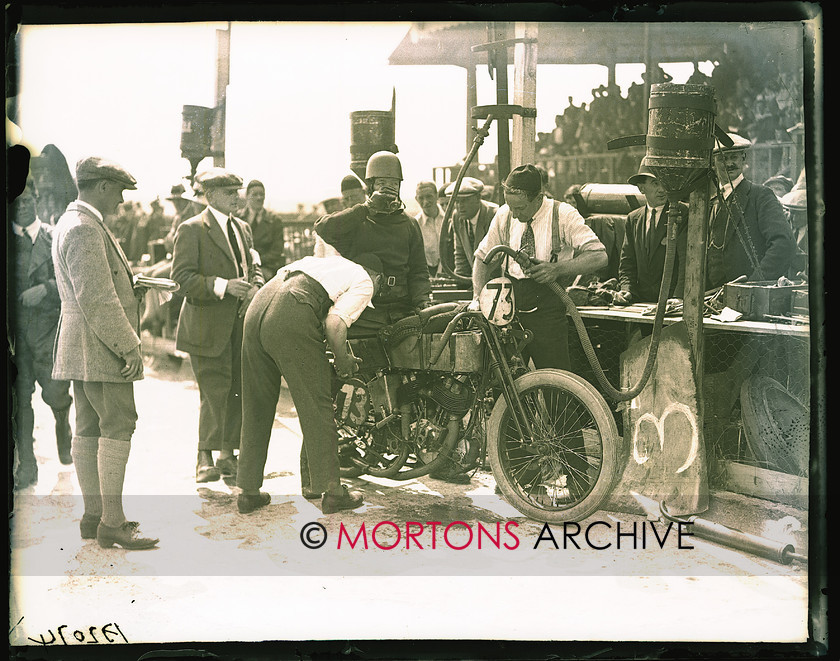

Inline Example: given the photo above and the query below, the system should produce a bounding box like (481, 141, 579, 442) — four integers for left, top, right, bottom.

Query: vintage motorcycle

(331, 245, 621, 523)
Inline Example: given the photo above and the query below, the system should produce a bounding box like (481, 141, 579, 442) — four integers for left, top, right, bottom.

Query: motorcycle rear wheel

(487, 369, 619, 523)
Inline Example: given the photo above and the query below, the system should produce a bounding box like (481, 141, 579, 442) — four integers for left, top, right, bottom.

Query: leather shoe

(238, 491, 270, 514)
(302, 487, 322, 500)
(216, 455, 238, 478)
(321, 486, 364, 514)
(96, 521, 159, 550)
(80, 513, 101, 539)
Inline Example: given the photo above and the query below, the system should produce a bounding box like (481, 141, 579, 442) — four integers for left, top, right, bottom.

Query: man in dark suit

(52, 156, 158, 550)
(241, 180, 286, 280)
(172, 169, 264, 483)
(706, 133, 796, 289)
(446, 177, 499, 278)
(9, 174, 73, 489)
(616, 164, 687, 304)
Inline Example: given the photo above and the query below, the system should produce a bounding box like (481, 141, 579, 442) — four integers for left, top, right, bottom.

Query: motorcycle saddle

(378, 302, 465, 352)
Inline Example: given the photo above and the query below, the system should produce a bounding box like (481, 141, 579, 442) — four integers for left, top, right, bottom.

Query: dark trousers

(513, 278, 570, 370)
(237, 273, 340, 493)
(189, 320, 243, 452)
(346, 300, 414, 338)
(73, 381, 137, 441)
(12, 336, 73, 466)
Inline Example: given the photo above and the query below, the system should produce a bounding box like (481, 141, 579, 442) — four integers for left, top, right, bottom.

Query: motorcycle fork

(482, 320, 536, 442)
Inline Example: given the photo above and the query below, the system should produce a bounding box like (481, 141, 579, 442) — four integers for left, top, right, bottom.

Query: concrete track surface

(10, 345, 809, 645)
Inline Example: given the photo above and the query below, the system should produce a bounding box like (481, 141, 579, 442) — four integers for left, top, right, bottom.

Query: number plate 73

(478, 276, 516, 326)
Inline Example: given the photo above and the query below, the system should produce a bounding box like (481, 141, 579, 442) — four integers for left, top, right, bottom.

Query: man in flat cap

(51, 156, 158, 550)
(314, 152, 432, 335)
(171, 168, 264, 483)
(340, 173, 367, 209)
(706, 133, 795, 289)
(9, 172, 73, 490)
(241, 180, 286, 280)
(446, 176, 499, 278)
(615, 163, 688, 305)
(236, 252, 383, 515)
(473, 164, 607, 370)
(414, 180, 447, 276)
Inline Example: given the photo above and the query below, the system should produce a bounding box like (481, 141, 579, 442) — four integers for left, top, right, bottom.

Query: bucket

(350, 110, 396, 179)
(180, 105, 215, 159)
(643, 84, 717, 195)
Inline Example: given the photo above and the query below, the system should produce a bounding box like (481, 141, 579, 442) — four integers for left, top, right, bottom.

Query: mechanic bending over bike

(236, 253, 384, 516)
(472, 164, 608, 371)
(313, 151, 433, 337)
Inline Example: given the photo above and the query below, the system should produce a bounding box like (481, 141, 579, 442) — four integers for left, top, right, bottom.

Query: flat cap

(166, 183, 193, 200)
(713, 132, 752, 153)
(75, 156, 137, 190)
(194, 168, 243, 190)
(780, 188, 807, 211)
(341, 174, 365, 193)
(504, 164, 542, 193)
(445, 176, 485, 197)
(628, 163, 657, 187)
(762, 175, 794, 194)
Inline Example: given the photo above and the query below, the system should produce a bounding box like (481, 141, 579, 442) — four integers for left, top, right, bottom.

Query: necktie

(227, 216, 244, 277)
(647, 208, 658, 254)
(467, 221, 475, 247)
(520, 220, 536, 259)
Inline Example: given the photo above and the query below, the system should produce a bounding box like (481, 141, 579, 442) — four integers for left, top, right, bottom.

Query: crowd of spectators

(538, 59, 803, 160)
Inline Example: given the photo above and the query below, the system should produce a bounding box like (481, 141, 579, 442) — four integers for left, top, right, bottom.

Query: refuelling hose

(482, 208, 679, 402)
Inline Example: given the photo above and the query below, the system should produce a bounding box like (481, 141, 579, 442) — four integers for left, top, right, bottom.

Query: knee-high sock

(71, 436, 102, 518)
(97, 437, 131, 527)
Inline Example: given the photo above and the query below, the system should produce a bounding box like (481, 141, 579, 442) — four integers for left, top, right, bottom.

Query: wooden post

(683, 180, 711, 384)
(466, 53, 478, 155)
(511, 22, 538, 169)
(213, 24, 231, 167)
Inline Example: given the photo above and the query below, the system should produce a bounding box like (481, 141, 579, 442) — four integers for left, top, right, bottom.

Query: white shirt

(313, 234, 340, 258)
(12, 218, 41, 243)
(719, 174, 744, 200)
(646, 204, 666, 233)
(474, 196, 604, 280)
(207, 205, 249, 299)
(415, 203, 445, 267)
(279, 255, 375, 328)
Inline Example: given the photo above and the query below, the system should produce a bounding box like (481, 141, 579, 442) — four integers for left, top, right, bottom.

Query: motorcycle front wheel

(487, 369, 620, 523)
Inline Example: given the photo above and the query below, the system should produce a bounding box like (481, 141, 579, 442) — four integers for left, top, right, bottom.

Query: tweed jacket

(172, 208, 262, 357)
(453, 200, 499, 277)
(11, 222, 62, 355)
(706, 178, 796, 289)
(51, 201, 142, 382)
(618, 203, 687, 303)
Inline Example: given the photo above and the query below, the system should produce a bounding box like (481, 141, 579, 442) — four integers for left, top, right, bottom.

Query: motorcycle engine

(427, 374, 475, 416)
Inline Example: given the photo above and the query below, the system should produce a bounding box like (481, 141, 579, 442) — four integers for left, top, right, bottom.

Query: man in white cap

(706, 133, 795, 289)
(446, 176, 499, 278)
(171, 168, 264, 483)
(52, 156, 158, 550)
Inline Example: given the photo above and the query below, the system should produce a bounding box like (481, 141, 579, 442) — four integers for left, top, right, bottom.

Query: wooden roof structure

(388, 21, 802, 70)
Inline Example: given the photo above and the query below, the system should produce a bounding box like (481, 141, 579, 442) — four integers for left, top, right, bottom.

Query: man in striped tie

(472, 164, 607, 370)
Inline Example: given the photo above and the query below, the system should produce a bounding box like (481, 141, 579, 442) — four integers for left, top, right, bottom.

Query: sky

(13, 21, 710, 214)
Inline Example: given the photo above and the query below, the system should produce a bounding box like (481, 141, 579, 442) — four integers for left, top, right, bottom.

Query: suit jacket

(11, 223, 62, 357)
(453, 200, 499, 276)
(51, 201, 142, 382)
(172, 208, 262, 357)
(706, 178, 796, 289)
(243, 207, 286, 279)
(619, 203, 687, 303)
